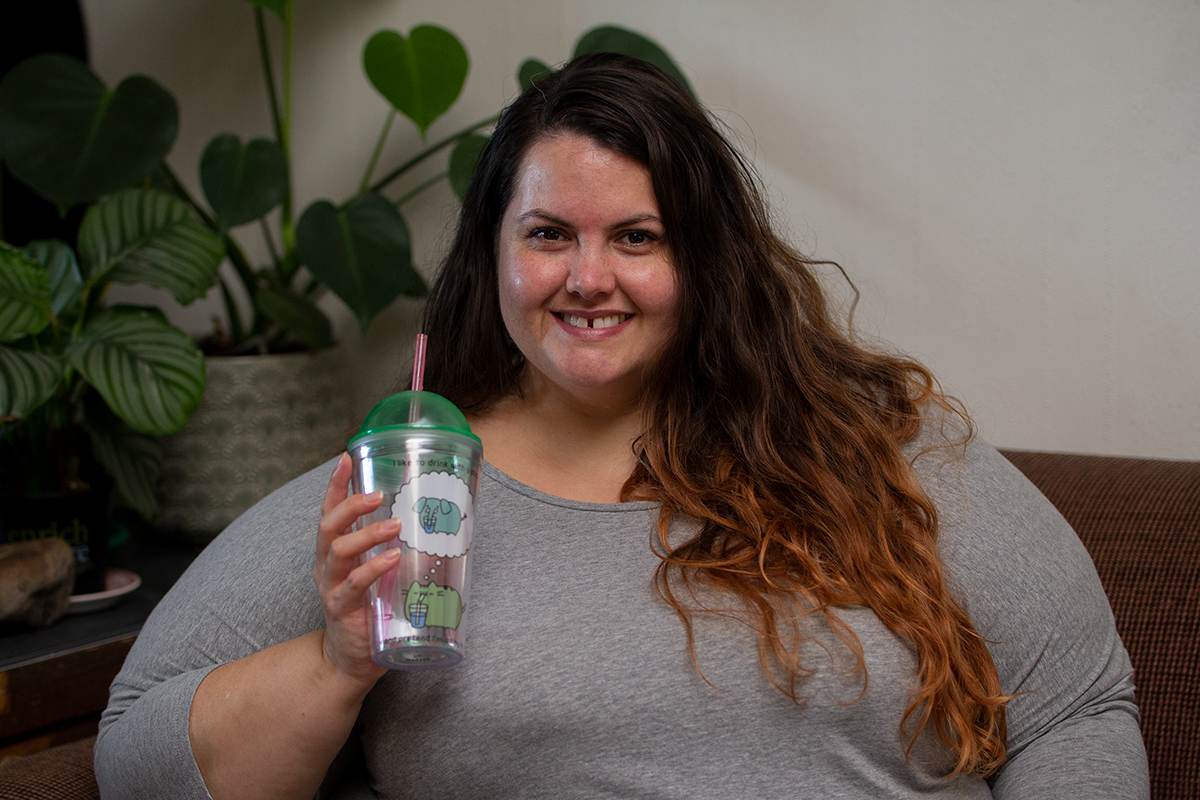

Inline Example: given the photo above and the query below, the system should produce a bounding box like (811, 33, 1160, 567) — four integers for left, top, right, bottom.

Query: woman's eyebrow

(514, 210, 663, 228)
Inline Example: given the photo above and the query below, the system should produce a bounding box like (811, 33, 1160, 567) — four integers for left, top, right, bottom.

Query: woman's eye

(621, 230, 656, 245)
(531, 227, 564, 241)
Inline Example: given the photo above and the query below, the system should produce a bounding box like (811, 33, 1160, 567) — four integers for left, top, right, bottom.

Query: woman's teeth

(564, 314, 629, 329)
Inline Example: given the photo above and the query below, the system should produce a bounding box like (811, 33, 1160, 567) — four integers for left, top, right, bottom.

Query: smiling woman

(94, 53, 1149, 800)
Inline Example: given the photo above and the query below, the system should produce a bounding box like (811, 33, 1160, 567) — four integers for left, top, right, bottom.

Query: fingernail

(382, 518, 401, 532)
(384, 548, 402, 561)
(369, 490, 384, 502)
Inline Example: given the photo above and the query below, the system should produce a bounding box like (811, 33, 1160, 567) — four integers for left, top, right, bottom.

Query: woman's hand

(314, 453, 402, 689)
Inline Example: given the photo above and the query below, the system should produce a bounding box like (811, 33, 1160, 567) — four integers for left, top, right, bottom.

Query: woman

(96, 53, 1148, 799)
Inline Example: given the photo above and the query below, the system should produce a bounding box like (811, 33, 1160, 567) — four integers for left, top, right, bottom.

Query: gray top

(95, 429, 1149, 799)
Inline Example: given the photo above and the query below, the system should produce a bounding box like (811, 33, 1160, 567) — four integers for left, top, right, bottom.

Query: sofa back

(1002, 450, 1200, 800)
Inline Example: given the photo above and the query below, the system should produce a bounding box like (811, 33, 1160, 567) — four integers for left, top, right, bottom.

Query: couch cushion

(1001, 450, 1199, 800)
(0, 734, 99, 800)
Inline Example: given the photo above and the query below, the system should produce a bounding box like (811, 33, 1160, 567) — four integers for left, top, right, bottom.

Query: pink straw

(410, 333, 428, 391)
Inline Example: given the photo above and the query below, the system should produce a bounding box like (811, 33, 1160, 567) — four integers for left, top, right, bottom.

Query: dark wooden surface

(0, 534, 200, 758)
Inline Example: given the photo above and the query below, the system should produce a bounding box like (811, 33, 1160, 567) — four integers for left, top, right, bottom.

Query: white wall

(86, 0, 1200, 460)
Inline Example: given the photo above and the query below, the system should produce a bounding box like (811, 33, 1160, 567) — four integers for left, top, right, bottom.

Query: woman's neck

(467, 381, 646, 503)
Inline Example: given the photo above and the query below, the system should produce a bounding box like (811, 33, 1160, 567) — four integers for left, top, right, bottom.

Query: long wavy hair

(423, 52, 1009, 775)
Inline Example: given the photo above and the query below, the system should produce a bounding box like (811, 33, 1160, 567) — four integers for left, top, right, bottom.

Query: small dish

(67, 568, 142, 615)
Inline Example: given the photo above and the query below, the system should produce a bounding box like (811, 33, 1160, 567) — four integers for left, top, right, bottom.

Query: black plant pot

(0, 485, 112, 595)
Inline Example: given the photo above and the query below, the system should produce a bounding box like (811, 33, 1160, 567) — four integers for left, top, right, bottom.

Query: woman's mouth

(558, 313, 632, 330)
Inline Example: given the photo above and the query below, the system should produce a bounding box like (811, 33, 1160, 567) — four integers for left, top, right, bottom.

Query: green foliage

(364, 26, 469, 138)
(297, 193, 422, 334)
(574, 26, 694, 96)
(200, 135, 289, 231)
(0, 6, 686, 514)
(0, 54, 178, 214)
(0, 191, 220, 513)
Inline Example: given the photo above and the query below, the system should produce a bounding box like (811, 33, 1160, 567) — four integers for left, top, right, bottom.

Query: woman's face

(496, 133, 680, 410)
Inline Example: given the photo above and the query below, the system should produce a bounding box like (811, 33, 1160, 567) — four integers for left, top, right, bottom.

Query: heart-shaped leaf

(255, 283, 334, 350)
(449, 133, 489, 200)
(573, 26, 694, 97)
(296, 192, 426, 333)
(24, 240, 84, 317)
(0, 54, 178, 212)
(0, 244, 52, 341)
(518, 58, 552, 91)
(66, 305, 206, 436)
(87, 417, 163, 519)
(363, 26, 468, 137)
(78, 188, 225, 305)
(200, 134, 288, 231)
(0, 346, 63, 418)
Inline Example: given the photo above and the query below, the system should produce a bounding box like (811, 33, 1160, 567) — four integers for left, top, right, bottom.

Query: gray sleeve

(914, 435, 1150, 799)
(94, 460, 336, 800)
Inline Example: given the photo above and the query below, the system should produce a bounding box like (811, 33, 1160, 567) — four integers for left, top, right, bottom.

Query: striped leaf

(25, 239, 84, 316)
(0, 346, 64, 418)
(89, 421, 163, 519)
(0, 243, 53, 341)
(78, 188, 224, 305)
(66, 305, 205, 435)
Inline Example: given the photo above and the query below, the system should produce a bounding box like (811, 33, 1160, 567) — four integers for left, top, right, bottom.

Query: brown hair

(423, 52, 1008, 775)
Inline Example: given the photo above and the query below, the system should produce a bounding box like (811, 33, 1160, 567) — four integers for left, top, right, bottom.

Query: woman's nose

(566, 246, 617, 298)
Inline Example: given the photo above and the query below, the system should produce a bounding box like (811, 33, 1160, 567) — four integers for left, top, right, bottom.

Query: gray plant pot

(153, 348, 355, 541)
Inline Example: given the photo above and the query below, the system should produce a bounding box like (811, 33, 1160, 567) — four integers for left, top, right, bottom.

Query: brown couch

(1, 449, 1196, 799)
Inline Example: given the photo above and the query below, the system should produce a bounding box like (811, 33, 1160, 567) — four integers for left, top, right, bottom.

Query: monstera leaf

(448, 134, 489, 200)
(200, 134, 289, 231)
(296, 192, 426, 333)
(65, 305, 206, 436)
(574, 26, 693, 97)
(363, 26, 468, 137)
(77, 189, 225, 305)
(0, 244, 52, 341)
(0, 54, 178, 212)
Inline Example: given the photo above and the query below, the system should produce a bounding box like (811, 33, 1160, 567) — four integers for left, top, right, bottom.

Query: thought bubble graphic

(391, 471, 472, 558)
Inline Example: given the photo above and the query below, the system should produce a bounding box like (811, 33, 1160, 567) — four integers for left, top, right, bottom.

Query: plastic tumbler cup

(348, 390, 483, 669)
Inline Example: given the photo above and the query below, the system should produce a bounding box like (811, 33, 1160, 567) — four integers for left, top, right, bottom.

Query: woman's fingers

(321, 453, 353, 517)
(327, 546, 402, 612)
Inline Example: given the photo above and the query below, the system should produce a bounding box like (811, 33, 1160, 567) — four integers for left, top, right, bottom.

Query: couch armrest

(0, 734, 99, 800)
(1000, 450, 1200, 800)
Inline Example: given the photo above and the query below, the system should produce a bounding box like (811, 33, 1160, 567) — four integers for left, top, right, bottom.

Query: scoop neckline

(482, 461, 660, 512)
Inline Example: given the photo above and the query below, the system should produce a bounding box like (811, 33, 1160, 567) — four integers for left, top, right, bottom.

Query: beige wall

(88, 0, 1200, 459)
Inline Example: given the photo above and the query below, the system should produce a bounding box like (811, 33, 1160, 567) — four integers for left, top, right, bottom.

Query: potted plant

(0, 194, 224, 587)
(0, 0, 687, 539)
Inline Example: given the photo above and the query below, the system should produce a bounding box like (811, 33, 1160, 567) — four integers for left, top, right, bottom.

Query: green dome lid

(349, 390, 479, 446)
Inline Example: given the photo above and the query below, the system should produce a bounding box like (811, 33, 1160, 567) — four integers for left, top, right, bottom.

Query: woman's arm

(916, 436, 1149, 799)
(187, 454, 400, 800)
(96, 456, 401, 800)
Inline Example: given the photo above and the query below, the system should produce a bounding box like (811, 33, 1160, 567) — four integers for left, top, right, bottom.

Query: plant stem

(367, 114, 497, 194)
(154, 164, 257, 337)
(218, 276, 247, 344)
(360, 110, 396, 193)
(260, 217, 281, 267)
(257, 2, 298, 285)
(255, 8, 284, 148)
(394, 171, 449, 208)
(278, 0, 297, 278)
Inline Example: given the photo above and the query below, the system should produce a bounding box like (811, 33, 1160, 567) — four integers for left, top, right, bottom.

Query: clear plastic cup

(348, 390, 482, 670)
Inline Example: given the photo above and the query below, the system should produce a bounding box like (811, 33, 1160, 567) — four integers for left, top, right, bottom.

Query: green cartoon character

(404, 581, 462, 629)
